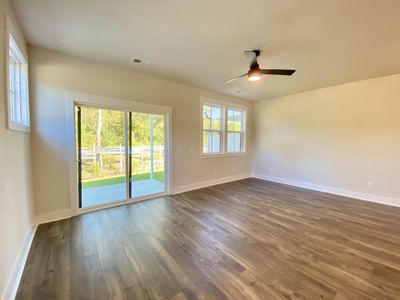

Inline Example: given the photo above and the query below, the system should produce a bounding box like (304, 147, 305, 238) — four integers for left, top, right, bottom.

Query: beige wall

(29, 46, 253, 216)
(0, 1, 35, 298)
(253, 74, 400, 201)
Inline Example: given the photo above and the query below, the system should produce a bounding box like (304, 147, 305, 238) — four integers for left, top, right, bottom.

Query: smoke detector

(130, 57, 151, 67)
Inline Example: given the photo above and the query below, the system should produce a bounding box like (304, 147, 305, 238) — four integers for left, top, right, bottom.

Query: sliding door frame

(76, 106, 83, 208)
(128, 111, 133, 199)
(65, 91, 172, 216)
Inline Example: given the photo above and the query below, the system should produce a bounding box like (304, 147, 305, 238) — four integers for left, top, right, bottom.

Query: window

(201, 100, 246, 155)
(202, 104, 223, 153)
(6, 18, 29, 132)
(227, 108, 245, 153)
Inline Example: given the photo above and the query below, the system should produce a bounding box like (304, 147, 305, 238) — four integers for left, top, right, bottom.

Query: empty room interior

(1, 0, 400, 299)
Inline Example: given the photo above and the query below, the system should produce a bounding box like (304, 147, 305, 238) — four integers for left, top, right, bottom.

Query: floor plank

(16, 178, 400, 299)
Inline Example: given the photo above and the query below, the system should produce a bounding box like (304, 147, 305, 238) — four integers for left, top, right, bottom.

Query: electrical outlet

(177, 146, 182, 153)
(367, 181, 374, 188)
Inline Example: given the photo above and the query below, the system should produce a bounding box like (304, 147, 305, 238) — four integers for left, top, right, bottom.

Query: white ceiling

(11, 0, 400, 101)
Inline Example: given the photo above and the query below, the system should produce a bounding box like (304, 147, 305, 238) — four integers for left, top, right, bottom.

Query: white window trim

(5, 15, 30, 133)
(200, 97, 248, 158)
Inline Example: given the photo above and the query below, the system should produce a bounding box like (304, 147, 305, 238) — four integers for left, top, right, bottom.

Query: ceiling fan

(225, 50, 295, 84)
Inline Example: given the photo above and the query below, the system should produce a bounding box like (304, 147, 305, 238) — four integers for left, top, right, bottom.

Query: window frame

(5, 16, 30, 133)
(226, 107, 246, 154)
(201, 102, 225, 155)
(200, 97, 247, 157)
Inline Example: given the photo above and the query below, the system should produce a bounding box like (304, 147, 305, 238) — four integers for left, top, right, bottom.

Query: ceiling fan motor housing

(250, 63, 260, 70)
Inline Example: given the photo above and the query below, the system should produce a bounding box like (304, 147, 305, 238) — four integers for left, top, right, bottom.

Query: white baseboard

(1, 223, 36, 300)
(35, 208, 72, 225)
(252, 173, 400, 208)
(173, 173, 251, 194)
(1, 209, 72, 299)
(1, 208, 72, 299)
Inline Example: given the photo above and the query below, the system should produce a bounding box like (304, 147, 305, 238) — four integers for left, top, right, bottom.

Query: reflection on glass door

(129, 112, 165, 197)
(76, 106, 126, 208)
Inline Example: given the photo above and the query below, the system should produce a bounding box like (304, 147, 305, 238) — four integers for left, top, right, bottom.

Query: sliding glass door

(129, 112, 165, 198)
(76, 105, 166, 209)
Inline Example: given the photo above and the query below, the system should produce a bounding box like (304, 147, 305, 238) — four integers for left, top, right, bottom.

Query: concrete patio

(82, 179, 164, 208)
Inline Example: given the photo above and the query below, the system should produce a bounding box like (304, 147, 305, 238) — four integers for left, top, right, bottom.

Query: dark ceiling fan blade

(244, 50, 260, 67)
(225, 73, 247, 84)
(261, 69, 296, 76)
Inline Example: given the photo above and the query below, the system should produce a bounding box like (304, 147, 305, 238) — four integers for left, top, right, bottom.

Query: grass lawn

(82, 171, 164, 188)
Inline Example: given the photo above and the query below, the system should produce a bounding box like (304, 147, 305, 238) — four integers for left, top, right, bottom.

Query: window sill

(7, 121, 30, 133)
(200, 152, 247, 159)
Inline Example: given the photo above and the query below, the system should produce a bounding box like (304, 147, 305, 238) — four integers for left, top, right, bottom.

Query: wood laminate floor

(17, 179, 400, 299)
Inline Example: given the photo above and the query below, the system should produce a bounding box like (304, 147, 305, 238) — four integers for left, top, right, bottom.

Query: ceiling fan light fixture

(224, 50, 295, 84)
(248, 69, 262, 81)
